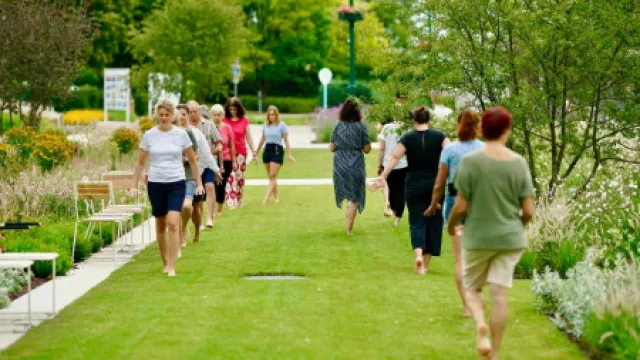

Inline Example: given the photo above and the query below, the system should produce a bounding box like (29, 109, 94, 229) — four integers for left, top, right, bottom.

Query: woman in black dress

(330, 97, 372, 235)
(376, 107, 450, 274)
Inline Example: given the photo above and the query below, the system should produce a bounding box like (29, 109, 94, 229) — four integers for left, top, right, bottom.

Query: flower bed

(62, 109, 103, 126)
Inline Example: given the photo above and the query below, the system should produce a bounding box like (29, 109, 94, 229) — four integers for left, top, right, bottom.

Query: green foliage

(55, 85, 103, 112)
(4, 127, 36, 161)
(320, 80, 376, 108)
(241, 96, 318, 113)
(110, 127, 140, 155)
(583, 312, 640, 360)
(32, 133, 74, 171)
(130, 0, 250, 100)
(2, 229, 72, 278)
(241, 0, 333, 97)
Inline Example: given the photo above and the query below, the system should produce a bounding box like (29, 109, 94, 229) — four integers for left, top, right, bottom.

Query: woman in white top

(377, 118, 408, 226)
(130, 99, 203, 277)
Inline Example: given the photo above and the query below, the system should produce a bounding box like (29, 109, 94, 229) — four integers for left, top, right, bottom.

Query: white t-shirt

(190, 127, 219, 174)
(141, 126, 193, 183)
(378, 122, 408, 169)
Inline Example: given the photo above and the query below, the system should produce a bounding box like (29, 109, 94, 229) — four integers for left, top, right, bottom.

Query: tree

(0, 0, 93, 129)
(326, 1, 391, 81)
(129, 0, 251, 101)
(86, 0, 135, 71)
(241, 0, 333, 97)
(374, 0, 640, 199)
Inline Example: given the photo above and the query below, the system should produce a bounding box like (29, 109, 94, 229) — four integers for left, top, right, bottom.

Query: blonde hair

(155, 98, 175, 116)
(266, 105, 280, 125)
(210, 104, 224, 114)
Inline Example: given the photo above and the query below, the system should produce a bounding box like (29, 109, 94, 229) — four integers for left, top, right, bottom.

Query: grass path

(1, 184, 582, 359)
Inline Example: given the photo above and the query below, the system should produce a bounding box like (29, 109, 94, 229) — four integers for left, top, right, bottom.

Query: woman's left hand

(194, 185, 205, 196)
(424, 203, 441, 217)
(288, 155, 296, 164)
(252, 152, 258, 164)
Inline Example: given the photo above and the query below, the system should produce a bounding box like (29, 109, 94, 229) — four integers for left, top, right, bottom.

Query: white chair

(101, 171, 151, 246)
(73, 181, 133, 265)
(0, 253, 58, 316)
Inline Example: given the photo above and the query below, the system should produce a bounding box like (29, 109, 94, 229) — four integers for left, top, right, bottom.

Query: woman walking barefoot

(374, 107, 450, 274)
(176, 104, 199, 249)
(211, 104, 237, 216)
(447, 107, 534, 359)
(130, 99, 203, 277)
(330, 97, 371, 235)
(222, 97, 257, 209)
(426, 109, 484, 317)
(377, 117, 408, 226)
(255, 106, 295, 204)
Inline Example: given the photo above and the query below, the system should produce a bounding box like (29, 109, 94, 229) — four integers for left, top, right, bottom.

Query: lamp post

(318, 68, 333, 109)
(339, 1, 364, 96)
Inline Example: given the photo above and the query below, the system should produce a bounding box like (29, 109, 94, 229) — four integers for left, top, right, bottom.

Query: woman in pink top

(222, 97, 257, 209)
(211, 104, 237, 215)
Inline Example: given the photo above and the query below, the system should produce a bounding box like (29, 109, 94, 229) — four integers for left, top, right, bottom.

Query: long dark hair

(224, 97, 246, 119)
(339, 97, 362, 122)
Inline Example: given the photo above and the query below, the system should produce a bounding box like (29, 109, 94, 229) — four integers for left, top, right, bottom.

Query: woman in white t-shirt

(130, 99, 203, 277)
(377, 118, 408, 226)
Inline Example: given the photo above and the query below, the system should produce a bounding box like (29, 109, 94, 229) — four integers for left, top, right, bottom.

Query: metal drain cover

(243, 275, 305, 280)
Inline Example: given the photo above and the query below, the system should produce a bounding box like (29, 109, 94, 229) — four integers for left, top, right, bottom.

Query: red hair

(457, 109, 480, 141)
(481, 107, 512, 140)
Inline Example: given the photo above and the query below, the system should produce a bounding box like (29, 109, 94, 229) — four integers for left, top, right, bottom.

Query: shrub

(110, 127, 140, 155)
(241, 96, 318, 113)
(320, 80, 375, 108)
(55, 85, 103, 112)
(0, 269, 29, 309)
(2, 230, 72, 277)
(0, 143, 12, 165)
(4, 127, 36, 160)
(63, 109, 103, 125)
(32, 133, 74, 171)
(138, 117, 155, 133)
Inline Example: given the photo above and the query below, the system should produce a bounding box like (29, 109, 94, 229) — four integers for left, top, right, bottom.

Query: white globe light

(318, 68, 333, 85)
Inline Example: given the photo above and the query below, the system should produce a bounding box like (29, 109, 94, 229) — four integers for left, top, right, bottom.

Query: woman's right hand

(368, 177, 386, 192)
(232, 162, 238, 172)
(129, 187, 138, 198)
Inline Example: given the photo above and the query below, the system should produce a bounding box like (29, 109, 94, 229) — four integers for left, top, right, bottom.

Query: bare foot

(162, 266, 169, 273)
(193, 236, 200, 243)
(415, 257, 425, 275)
(393, 217, 400, 227)
(216, 211, 223, 216)
(476, 324, 492, 357)
(167, 270, 176, 277)
(262, 199, 268, 205)
(178, 250, 182, 258)
(206, 220, 214, 228)
(181, 241, 187, 248)
(274, 197, 280, 203)
(383, 204, 392, 217)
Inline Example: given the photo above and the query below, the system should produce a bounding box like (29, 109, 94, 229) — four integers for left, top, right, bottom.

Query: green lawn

(1, 185, 582, 359)
(2, 112, 58, 131)
(106, 110, 138, 122)
(247, 111, 312, 126)
(246, 148, 380, 179)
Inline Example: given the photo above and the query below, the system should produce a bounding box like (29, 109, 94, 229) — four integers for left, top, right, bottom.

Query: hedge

(240, 96, 318, 113)
(319, 80, 376, 108)
(54, 85, 103, 112)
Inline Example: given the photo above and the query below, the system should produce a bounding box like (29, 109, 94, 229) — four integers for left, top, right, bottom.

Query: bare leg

(382, 182, 392, 216)
(165, 211, 181, 276)
(345, 201, 358, 235)
(466, 288, 491, 357)
(262, 164, 271, 204)
(180, 198, 193, 246)
(489, 284, 509, 360)
(192, 202, 202, 242)
(414, 248, 424, 274)
(423, 253, 432, 272)
(271, 163, 281, 202)
(155, 216, 168, 272)
(452, 226, 470, 316)
(205, 182, 215, 227)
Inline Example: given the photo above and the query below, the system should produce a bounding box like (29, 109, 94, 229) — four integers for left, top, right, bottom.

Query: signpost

(103, 68, 131, 122)
(148, 73, 181, 117)
(318, 68, 333, 109)
(232, 59, 241, 98)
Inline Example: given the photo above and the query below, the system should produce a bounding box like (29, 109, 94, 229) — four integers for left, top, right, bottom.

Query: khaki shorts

(463, 249, 524, 290)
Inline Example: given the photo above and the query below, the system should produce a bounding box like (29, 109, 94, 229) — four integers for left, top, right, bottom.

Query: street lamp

(318, 68, 333, 109)
(338, 1, 364, 96)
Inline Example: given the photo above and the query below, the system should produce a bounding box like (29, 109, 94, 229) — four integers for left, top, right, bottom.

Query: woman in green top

(447, 107, 535, 360)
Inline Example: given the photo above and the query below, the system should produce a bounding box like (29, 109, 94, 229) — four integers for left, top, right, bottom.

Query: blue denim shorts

(444, 193, 465, 225)
(185, 180, 196, 199)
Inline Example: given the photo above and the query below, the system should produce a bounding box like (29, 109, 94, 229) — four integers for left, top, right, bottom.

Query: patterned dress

(331, 121, 371, 214)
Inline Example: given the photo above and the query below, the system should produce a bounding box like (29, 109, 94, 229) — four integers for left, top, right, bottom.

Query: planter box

(338, 12, 364, 22)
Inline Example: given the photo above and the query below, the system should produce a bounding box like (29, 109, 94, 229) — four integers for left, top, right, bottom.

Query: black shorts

(147, 180, 186, 217)
(262, 143, 284, 165)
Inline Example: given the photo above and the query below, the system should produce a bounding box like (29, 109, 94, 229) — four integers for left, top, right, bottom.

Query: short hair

(210, 104, 224, 114)
(200, 105, 211, 119)
(457, 109, 481, 141)
(411, 106, 431, 124)
(339, 97, 362, 122)
(176, 104, 188, 112)
(481, 107, 512, 140)
(266, 105, 280, 125)
(155, 98, 175, 116)
(224, 97, 246, 118)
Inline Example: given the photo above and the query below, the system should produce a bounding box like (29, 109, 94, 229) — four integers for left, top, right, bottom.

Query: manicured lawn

(247, 111, 312, 126)
(245, 148, 380, 179)
(106, 110, 138, 122)
(2, 112, 58, 131)
(1, 186, 582, 359)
